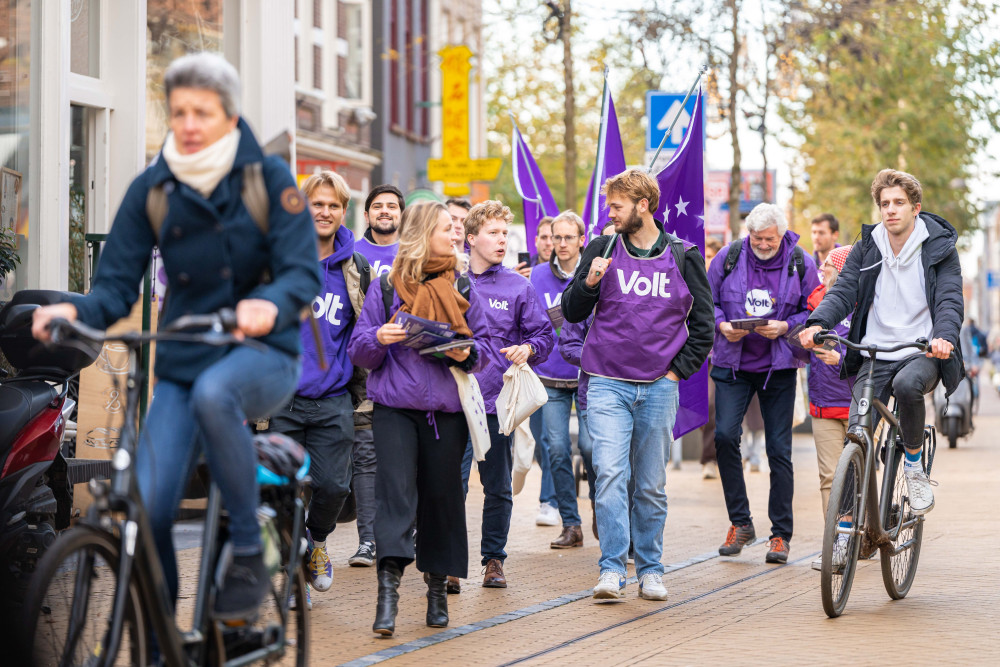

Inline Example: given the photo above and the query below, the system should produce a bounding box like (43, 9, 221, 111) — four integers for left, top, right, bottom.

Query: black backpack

(722, 241, 808, 287)
(380, 272, 471, 322)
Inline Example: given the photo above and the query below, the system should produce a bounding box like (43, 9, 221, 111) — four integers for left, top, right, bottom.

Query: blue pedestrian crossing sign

(646, 91, 698, 152)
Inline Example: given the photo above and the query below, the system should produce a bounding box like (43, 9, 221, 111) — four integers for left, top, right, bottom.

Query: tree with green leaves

(783, 0, 1000, 238)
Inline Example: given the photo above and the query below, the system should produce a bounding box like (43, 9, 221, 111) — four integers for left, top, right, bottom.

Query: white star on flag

(675, 196, 689, 217)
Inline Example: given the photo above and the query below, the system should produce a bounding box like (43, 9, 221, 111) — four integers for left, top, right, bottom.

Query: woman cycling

(348, 201, 490, 636)
(31, 52, 321, 620)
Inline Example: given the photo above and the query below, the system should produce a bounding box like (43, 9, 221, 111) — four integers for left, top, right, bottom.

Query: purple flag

(655, 91, 708, 439)
(583, 94, 627, 239)
(511, 123, 560, 255)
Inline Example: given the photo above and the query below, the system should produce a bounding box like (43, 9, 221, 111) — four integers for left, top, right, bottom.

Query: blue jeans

(712, 367, 797, 541)
(135, 345, 300, 602)
(460, 413, 514, 564)
(530, 410, 557, 507)
(542, 386, 583, 525)
(578, 409, 596, 502)
(588, 375, 678, 577)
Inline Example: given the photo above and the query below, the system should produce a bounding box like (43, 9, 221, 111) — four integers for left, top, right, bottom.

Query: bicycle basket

(253, 432, 310, 486)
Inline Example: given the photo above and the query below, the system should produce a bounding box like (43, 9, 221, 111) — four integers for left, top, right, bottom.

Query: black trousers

(372, 404, 469, 577)
(269, 392, 354, 543)
(850, 354, 939, 448)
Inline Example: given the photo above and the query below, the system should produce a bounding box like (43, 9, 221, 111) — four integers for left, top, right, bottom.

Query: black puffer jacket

(808, 212, 965, 396)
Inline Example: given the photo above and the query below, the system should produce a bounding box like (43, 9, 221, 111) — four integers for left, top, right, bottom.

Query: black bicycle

(813, 331, 937, 618)
(21, 312, 310, 666)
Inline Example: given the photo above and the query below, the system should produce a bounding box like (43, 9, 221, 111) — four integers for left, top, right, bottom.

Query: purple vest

(808, 313, 854, 408)
(355, 236, 398, 277)
(581, 236, 693, 382)
(530, 262, 579, 381)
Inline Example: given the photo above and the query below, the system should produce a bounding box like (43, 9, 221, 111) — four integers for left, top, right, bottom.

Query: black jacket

(561, 222, 714, 381)
(808, 212, 965, 395)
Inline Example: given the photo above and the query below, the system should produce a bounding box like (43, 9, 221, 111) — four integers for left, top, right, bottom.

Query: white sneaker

(535, 503, 560, 526)
(831, 534, 850, 568)
(638, 572, 668, 601)
(702, 462, 718, 480)
(593, 571, 626, 600)
(289, 582, 312, 611)
(904, 468, 935, 515)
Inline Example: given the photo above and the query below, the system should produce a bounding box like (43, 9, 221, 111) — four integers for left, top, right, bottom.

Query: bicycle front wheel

(22, 525, 150, 666)
(880, 441, 923, 599)
(821, 443, 865, 618)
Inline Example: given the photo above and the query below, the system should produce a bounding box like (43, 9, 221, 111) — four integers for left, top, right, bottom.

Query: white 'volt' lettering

(371, 260, 391, 276)
(616, 269, 671, 298)
(313, 293, 345, 325)
(544, 292, 562, 309)
(489, 298, 510, 311)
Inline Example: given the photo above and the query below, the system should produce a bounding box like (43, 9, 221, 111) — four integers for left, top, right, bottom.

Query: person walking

(460, 200, 555, 589)
(530, 211, 590, 549)
(268, 170, 371, 605)
(348, 183, 406, 568)
(32, 52, 321, 620)
(562, 169, 713, 601)
(348, 201, 491, 636)
(707, 203, 819, 565)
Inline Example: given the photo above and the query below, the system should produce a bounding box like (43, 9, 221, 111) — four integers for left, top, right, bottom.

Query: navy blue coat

(70, 118, 322, 385)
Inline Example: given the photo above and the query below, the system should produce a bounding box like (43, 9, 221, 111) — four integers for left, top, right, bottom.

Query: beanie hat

(827, 245, 852, 273)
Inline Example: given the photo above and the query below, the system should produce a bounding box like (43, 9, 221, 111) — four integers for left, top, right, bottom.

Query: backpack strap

(788, 245, 806, 286)
(354, 252, 372, 296)
(722, 241, 742, 279)
(241, 161, 269, 235)
(665, 233, 685, 268)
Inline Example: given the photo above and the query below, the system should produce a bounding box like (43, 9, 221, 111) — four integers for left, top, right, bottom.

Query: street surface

(173, 387, 1000, 666)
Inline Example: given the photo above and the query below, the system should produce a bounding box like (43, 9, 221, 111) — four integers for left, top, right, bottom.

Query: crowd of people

(30, 52, 965, 642)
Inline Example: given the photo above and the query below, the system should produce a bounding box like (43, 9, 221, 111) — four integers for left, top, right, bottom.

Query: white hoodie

(859, 216, 933, 360)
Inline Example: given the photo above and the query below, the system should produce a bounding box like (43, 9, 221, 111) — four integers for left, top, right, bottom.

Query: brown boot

(446, 576, 461, 594)
(550, 525, 584, 549)
(482, 559, 507, 588)
(590, 500, 599, 540)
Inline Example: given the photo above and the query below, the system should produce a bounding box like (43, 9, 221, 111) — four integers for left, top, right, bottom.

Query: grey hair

(745, 203, 787, 236)
(164, 52, 241, 118)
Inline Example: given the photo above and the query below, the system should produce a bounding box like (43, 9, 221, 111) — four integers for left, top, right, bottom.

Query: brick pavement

(173, 388, 1000, 665)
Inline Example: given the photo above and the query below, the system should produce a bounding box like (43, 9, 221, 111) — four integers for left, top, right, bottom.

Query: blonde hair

(551, 210, 585, 237)
(464, 199, 514, 238)
(389, 202, 467, 284)
(600, 169, 660, 214)
(300, 170, 351, 207)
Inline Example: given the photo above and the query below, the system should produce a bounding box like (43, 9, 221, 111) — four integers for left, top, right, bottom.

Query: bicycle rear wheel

(23, 525, 149, 666)
(880, 441, 923, 599)
(821, 443, 865, 618)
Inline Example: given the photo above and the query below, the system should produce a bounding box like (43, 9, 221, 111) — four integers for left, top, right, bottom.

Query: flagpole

(590, 66, 610, 242)
(646, 66, 707, 173)
(509, 113, 544, 210)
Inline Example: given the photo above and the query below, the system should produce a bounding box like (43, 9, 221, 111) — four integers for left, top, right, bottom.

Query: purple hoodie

(559, 315, 592, 411)
(347, 276, 491, 413)
(296, 224, 356, 398)
(469, 264, 555, 414)
(708, 232, 819, 373)
(529, 258, 580, 381)
(808, 310, 853, 408)
(355, 229, 398, 278)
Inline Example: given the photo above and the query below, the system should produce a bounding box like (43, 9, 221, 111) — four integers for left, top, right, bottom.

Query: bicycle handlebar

(812, 331, 931, 355)
(48, 308, 261, 351)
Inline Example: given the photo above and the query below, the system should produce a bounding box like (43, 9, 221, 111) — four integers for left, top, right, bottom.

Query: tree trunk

(728, 0, 742, 239)
(562, 1, 577, 210)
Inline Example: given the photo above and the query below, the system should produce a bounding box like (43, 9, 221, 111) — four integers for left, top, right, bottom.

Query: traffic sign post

(645, 90, 703, 173)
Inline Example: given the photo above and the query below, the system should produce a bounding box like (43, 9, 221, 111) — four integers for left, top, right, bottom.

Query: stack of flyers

(395, 312, 457, 350)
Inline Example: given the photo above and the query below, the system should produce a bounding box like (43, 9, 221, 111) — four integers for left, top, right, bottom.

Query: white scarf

(161, 128, 241, 198)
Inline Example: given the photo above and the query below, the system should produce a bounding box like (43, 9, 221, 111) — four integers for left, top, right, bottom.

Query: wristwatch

(526, 343, 536, 357)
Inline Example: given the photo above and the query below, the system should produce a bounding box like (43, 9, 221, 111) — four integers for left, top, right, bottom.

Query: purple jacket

(559, 315, 592, 411)
(347, 276, 491, 413)
(355, 229, 397, 278)
(808, 310, 853, 409)
(470, 264, 555, 414)
(708, 232, 819, 373)
(529, 259, 579, 381)
(296, 225, 355, 398)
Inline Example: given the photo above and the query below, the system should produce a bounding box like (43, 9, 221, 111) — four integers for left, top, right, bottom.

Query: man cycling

(799, 169, 964, 516)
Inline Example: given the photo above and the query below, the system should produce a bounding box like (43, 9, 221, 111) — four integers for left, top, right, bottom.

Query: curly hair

(464, 200, 514, 238)
(871, 169, 922, 207)
(600, 169, 660, 214)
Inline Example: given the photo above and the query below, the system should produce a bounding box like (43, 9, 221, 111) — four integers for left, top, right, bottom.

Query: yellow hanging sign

(426, 45, 501, 196)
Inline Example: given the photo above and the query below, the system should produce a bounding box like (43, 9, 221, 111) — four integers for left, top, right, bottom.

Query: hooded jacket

(347, 277, 491, 413)
(70, 118, 321, 385)
(470, 264, 555, 414)
(355, 227, 398, 277)
(708, 231, 819, 373)
(808, 212, 965, 396)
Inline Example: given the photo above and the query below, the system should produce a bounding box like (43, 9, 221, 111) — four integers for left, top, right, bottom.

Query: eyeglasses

(553, 235, 580, 244)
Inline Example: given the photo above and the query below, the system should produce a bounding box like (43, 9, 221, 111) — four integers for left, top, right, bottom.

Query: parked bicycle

(813, 331, 938, 619)
(20, 312, 310, 666)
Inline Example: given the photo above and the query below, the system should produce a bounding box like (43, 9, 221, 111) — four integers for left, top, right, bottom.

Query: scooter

(0, 290, 102, 607)
(933, 370, 976, 449)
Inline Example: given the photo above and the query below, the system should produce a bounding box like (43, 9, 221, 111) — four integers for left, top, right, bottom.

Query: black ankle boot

(373, 562, 402, 636)
(425, 572, 449, 627)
